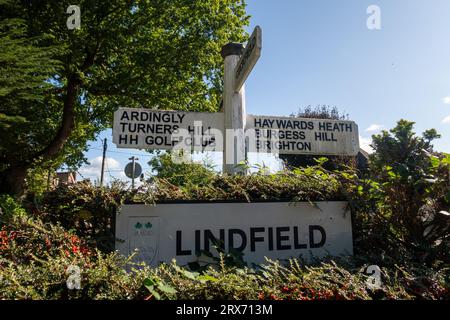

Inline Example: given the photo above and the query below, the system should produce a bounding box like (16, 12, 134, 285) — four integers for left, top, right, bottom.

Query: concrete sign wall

(113, 107, 224, 151)
(115, 202, 353, 266)
(246, 115, 359, 156)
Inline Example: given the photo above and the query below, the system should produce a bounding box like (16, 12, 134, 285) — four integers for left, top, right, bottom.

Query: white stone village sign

(113, 26, 357, 266)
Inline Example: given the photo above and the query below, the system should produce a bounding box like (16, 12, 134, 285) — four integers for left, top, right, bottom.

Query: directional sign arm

(234, 26, 262, 92)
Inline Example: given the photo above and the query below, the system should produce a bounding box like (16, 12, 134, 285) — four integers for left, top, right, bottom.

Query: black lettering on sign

(195, 230, 201, 255)
(228, 229, 247, 252)
(318, 122, 353, 132)
(250, 227, 265, 252)
(293, 226, 307, 249)
(131, 111, 139, 121)
(204, 229, 225, 252)
(119, 135, 138, 145)
(314, 132, 337, 142)
(175, 225, 329, 257)
(276, 227, 291, 250)
(176, 231, 191, 256)
(309, 225, 326, 248)
(268, 227, 274, 251)
(120, 111, 129, 121)
(120, 111, 186, 123)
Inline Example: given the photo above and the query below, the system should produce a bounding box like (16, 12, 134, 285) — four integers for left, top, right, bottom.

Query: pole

(100, 138, 107, 186)
(221, 43, 246, 175)
(129, 156, 138, 189)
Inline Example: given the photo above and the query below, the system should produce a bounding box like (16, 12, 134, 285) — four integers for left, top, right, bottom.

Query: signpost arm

(221, 43, 247, 175)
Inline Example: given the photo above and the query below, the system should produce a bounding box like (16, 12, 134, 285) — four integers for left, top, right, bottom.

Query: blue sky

(77, 0, 450, 184)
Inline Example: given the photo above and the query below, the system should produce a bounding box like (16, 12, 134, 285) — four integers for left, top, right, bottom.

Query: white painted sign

(113, 107, 224, 151)
(115, 202, 353, 266)
(246, 115, 359, 156)
(112, 26, 361, 165)
(234, 26, 262, 92)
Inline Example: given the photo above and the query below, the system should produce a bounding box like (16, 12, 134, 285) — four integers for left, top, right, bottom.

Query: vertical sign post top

(234, 25, 262, 92)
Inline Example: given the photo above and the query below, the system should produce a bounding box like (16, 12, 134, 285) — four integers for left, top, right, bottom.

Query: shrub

(0, 214, 148, 299)
(0, 200, 448, 300)
(139, 162, 343, 203)
(0, 194, 27, 224)
(26, 165, 342, 253)
(341, 120, 450, 266)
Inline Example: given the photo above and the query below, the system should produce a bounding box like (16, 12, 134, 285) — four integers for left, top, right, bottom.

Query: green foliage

(39, 181, 131, 252)
(1, 156, 449, 300)
(23, 166, 54, 195)
(0, 214, 148, 299)
(0, 0, 249, 194)
(0, 10, 68, 172)
(343, 120, 449, 266)
(0, 194, 27, 223)
(148, 151, 216, 187)
(1, 213, 447, 300)
(138, 257, 449, 300)
(2, 119, 449, 299)
(140, 163, 343, 203)
(21, 163, 342, 254)
(290, 105, 349, 120)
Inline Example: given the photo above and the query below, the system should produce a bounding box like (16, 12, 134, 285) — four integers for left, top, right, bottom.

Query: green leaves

(351, 120, 450, 263)
(0, 0, 249, 194)
(143, 277, 177, 300)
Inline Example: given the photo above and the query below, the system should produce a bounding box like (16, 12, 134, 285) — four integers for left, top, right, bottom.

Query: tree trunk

(37, 75, 80, 161)
(0, 165, 28, 196)
(0, 76, 80, 196)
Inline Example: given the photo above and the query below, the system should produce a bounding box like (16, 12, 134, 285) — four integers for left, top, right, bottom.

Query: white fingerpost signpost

(112, 25, 359, 164)
(112, 26, 360, 267)
(221, 26, 262, 175)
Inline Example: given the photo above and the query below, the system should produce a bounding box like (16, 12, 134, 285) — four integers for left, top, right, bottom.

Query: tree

(148, 151, 216, 187)
(0, 0, 249, 195)
(279, 105, 356, 170)
(0, 6, 68, 195)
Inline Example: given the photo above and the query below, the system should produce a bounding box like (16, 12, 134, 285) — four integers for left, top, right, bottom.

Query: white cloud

(79, 156, 122, 183)
(359, 136, 374, 153)
(442, 96, 450, 104)
(442, 115, 450, 124)
(365, 124, 383, 132)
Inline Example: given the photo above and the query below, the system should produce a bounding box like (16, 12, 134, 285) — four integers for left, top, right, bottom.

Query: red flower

(45, 238, 52, 249)
(0, 230, 17, 250)
(80, 246, 90, 256)
(70, 235, 80, 245)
